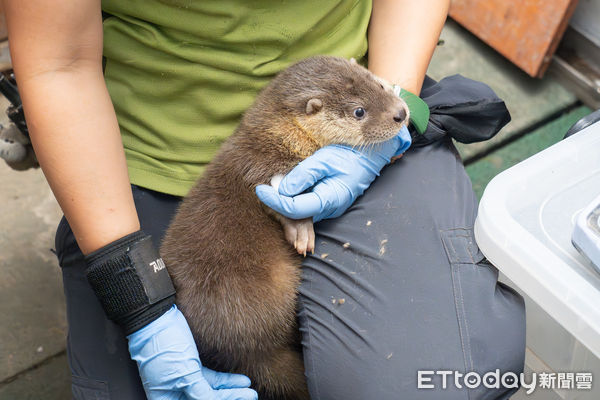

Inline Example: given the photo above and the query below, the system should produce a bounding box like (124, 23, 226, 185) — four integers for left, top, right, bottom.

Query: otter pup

(160, 56, 409, 400)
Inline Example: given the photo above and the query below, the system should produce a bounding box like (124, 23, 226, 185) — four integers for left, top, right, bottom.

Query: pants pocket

(441, 228, 526, 400)
(71, 374, 110, 400)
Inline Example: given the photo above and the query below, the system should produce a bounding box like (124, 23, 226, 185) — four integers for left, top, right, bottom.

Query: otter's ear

(306, 98, 323, 115)
(349, 57, 357, 65)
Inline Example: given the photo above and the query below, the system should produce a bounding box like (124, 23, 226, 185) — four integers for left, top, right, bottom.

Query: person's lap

(298, 138, 525, 400)
(55, 138, 525, 399)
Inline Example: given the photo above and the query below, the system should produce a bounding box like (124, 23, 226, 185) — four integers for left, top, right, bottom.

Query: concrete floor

(0, 127, 69, 397)
(0, 19, 592, 399)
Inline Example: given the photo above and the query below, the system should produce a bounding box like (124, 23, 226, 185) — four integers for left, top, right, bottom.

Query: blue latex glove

(256, 126, 411, 222)
(128, 305, 258, 400)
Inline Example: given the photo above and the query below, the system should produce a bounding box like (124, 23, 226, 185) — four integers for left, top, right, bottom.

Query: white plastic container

(474, 121, 600, 399)
(572, 193, 600, 270)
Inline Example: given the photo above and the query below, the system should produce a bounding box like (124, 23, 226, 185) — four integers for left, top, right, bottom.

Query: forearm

(4, 0, 139, 254)
(368, 0, 449, 94)
(20, 69, 140, 254)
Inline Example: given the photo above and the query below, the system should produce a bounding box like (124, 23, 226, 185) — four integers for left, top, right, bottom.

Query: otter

(160, 56, 409, 400)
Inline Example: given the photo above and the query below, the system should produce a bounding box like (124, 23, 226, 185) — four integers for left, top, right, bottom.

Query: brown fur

(160, 56, 409, 400)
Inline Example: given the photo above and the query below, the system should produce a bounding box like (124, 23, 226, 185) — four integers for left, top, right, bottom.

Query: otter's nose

(393, 108, 407, 123)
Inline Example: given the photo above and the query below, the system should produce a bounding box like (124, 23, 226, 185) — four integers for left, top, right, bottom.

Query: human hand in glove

(255, 126, 411, 222)
(128, 305, 257, 400)
(85, 231, 257, 400)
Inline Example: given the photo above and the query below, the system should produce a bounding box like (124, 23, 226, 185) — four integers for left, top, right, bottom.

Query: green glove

(392, 85, 430, 134)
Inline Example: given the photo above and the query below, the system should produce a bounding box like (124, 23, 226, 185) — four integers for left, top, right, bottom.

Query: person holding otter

(4, 0, 525, 399)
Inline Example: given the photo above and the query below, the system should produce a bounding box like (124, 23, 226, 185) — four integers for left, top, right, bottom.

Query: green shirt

(102, 0, 372, 196)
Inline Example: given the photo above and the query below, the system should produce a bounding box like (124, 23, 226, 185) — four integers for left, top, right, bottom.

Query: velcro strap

(85, 231, 176, 334)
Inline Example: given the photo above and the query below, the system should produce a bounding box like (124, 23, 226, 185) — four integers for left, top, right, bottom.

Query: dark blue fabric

(298, 138, 524, 400)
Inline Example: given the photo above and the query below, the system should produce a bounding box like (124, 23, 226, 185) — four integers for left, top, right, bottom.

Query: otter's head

(274, 56, 410, 148)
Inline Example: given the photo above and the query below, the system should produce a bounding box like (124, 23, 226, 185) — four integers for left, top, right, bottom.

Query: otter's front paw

(281, 217, 315, 257)
(269, 174, 315, 256)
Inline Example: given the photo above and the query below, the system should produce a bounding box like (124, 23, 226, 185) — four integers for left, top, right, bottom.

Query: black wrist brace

(84, 230, 176, 335)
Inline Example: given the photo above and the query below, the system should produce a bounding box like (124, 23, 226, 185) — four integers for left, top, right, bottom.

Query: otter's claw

(281, 217, 315, 256)
(269, 174, 315, 256)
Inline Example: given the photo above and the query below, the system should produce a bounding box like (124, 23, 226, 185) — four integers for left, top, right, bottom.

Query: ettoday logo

(417, 370, 593, 394)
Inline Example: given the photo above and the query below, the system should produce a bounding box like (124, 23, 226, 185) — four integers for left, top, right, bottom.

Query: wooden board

(449, 0, 579, 77)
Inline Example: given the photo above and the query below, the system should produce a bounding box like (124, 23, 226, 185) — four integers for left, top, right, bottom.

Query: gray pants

(55, 138, 525, 399)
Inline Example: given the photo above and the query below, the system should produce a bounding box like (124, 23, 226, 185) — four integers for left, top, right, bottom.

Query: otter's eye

(353, 107, 365, 119)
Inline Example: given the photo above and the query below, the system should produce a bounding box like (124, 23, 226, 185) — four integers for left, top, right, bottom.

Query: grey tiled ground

(0, 354, 70, 400)
(0, 163, 65, 380)
(0, 95, 68, 397)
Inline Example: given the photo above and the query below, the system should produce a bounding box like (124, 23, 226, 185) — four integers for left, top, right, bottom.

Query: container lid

(475, 122, 600, 358)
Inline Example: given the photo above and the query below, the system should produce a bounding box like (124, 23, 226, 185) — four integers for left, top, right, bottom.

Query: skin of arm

(3, 0, 140, 255)
(368, 0, 450, 95)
